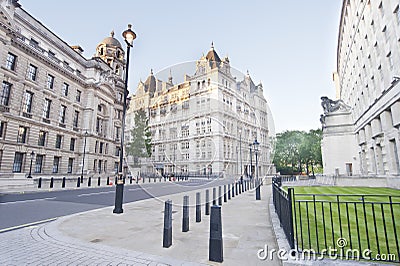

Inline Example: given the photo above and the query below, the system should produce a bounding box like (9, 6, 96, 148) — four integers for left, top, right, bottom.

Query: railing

(272, 181, 295, 249)
(292, 193, 400, 262)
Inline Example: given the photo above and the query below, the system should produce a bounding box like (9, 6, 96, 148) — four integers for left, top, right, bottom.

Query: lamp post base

(113, 179, 124, 214)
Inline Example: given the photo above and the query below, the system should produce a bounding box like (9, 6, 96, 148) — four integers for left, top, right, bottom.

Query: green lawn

(287, 186, 400, 261)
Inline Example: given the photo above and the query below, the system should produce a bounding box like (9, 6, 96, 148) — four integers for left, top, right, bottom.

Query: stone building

(127, 44, 274, 178)
(321, 0, 400, 181)
(0, 0, 127, 185)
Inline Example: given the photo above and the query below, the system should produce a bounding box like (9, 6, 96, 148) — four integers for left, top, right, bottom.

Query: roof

(144, 69, 156, 93)
(100, 31, 122, 48)
(205, 42, 221, 69)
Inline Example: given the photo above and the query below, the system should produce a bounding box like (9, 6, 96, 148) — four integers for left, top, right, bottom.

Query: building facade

(321, 0, 400, 177)
(0, 0, 127, 181)
(127, 45, 274, 178)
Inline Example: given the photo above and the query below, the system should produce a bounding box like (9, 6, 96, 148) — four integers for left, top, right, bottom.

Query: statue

(320, 96, 350, 114)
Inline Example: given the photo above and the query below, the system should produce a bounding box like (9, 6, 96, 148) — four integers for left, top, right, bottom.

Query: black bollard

(88, 177, 91, 187)
(224, 185, 227, 202)
(209, 205, 223, 262)
(106, 176, 110, 185)
(232, 183, 235, 198)
(205, 189, 210, 215)
(98, 177, 101, 186)
(182, 195, 189, 232)
(163, 200, 172, 248)
(62, 177, 66, 188)
(235, 182, 238, 195)
(238, 182, 241, 194)
(77, 177, 80, 188)
(196, 192, 201, 223)
(113, 178, 124, 214)
(228, 184, 231, 200)
(148, 177, 151, 183)
(256, 179, 261, 200)
(38, 177, 42, 188)
(212, 187, 216, 205)
(241, 180, 244, 193)
(218, 186, 222, 206)
(130, 176, 132, 184)
(50, 177, 54, 188)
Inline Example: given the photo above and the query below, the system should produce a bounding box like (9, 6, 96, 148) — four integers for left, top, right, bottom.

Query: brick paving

(0, 222, 202, 266)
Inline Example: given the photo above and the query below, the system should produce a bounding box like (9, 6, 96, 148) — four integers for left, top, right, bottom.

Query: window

(76, 90, 81, 102)
(27, 64, 37, 81)
(5, 52, 16, 71)
(55, 134, 62, 149)
(43, 98, 51, 118)
(397, 6, 400, 25)
(1, 81, 11, 106)
(38, 131, 46, 146)
(62, 82, 69, 96)
(115, 146, 121, 156)
(115, 126, 120, 140)
(35, 154, 44, 173)
(99, 142, 104, 154)
(12, 152, 24, 172)
(95, 141, 98, 153)
(46, 74, 55, 89)
(98, 160, 102, 173)
(73, 110, 79, 128)
(0, 121, 6, 141)
(23, 91, 34, 113)
(52, 156, 60, 173)
(68, 158, 73, 173)
(114, 162, 119, 173)
(59, 105, 66, 124)
(17, 126, 28, 143)
(70, 138, 76, 151)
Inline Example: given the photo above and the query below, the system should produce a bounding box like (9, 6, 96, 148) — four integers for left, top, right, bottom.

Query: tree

(272, 129, 322, 175)
(126, 109, 152, 165)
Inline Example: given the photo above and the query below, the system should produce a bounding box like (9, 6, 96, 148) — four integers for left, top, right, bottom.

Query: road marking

(0, 217, 58, 233)
(128, 188, 143, 191)
(0, 197, 56, 205)
(77, 191, 114, 197)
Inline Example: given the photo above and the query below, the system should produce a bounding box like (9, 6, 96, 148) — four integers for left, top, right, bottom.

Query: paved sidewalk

(0, 181, 280, 265)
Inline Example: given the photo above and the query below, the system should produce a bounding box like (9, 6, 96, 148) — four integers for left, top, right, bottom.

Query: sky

(21, 0, 342, 133)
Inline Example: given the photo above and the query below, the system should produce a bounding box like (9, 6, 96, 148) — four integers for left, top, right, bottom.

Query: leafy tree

(273, 129, 322, 175)
(126, 109, 152, 165)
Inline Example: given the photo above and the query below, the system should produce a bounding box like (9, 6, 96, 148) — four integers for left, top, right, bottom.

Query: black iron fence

(293, 193, 400, 262)
(272, 181, 295, 249)
(272, 181, 400, 263)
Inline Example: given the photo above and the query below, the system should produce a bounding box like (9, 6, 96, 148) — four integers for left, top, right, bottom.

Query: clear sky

(21, 0, 342, 133)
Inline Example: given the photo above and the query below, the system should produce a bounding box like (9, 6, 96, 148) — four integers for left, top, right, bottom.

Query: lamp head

(122, 24, 136, 46)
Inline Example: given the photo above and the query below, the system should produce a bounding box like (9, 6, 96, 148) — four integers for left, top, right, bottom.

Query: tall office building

(127, 44, 274, 178)
(322, 0, 400, 179)
(0, 0, 126, 186)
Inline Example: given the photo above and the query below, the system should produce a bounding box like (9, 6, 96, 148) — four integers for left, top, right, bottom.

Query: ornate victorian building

(127, 45, 274, 178)
(322, 0, 400, 182)
(0, 0, 127, 184)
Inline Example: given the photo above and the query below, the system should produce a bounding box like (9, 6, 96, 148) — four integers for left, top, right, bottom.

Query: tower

(95, 30, 125, 78)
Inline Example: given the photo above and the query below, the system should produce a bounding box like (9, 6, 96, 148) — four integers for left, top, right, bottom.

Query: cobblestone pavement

(0, 221, 204, 266)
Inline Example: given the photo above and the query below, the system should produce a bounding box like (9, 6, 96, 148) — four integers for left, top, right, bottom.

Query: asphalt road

(0, 178, 233, 231)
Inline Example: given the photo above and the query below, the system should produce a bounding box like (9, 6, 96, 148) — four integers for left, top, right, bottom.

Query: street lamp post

(81, 130, 88, 183)
(114, 24, 136, 214)
(253, 139, 260, 200)
(253, 139, 259, 180)
(239, 129, 242, 179)
(249, 143, 253, 179)
(27, 151, 34, 178)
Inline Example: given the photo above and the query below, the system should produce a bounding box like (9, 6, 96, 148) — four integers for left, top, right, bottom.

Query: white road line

(0, 217, 58, 233)
(77, 191, 114, 197)
(0, 197, 56, 205)
(128, 188, 143, 191)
